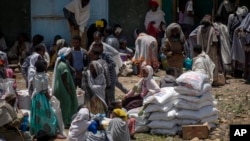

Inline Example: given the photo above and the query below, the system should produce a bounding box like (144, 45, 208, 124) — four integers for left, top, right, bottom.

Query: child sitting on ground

(109, 99, 136, 140)
(67, 105, 99, 141)
(159, 67, 178, 88)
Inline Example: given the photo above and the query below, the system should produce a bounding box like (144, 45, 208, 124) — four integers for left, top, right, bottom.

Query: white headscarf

(87, 61, 107, 108)
(144, 65, 154, 80)
(65, 0, 90, 34)
(68, 108, 91, 141)
(136, 65, 160, 95)
(236, 6, 249, 19)
(52, 47, 72, 94)
(165, 23, 185, 43)
(56, 39, 65, 47)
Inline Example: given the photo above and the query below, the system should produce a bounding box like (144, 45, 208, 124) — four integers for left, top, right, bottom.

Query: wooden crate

(182, 125, 209, 140)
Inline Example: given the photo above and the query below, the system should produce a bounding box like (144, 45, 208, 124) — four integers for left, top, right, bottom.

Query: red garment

(149, 0, 159, 7)
(6, 68, 17, 89)
(147, 22, 159, 39)
(128, 118, 135, 135)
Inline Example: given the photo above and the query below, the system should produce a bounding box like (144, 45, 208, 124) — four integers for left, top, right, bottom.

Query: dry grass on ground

(14, 69, 250, 141)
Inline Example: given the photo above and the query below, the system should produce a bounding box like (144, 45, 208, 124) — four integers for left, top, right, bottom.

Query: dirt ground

(14, 69, 250, 141)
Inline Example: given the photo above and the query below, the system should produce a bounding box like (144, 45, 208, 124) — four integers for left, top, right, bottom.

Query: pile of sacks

(141, 71, 218, 135)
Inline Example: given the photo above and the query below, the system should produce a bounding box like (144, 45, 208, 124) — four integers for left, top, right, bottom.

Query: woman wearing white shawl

(163, 23, 185, 73)
(213, 15, 232, 72)
(132, 33, 159, 75)
(67, 108, 91, 141)
(82, 60, 107, 114)
(144, 0, 166, 39)
(122, 65, 160, 111)
(231, 12, 250, 80)
(52, 47, 78, 126)
(64, 0, 90, 49)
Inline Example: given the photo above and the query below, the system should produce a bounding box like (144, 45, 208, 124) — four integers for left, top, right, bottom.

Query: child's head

(115, 99, 122, 108)
(119, 38, 127, 49)
(72, 35, 81, 48)
(35, 59, 47, 73)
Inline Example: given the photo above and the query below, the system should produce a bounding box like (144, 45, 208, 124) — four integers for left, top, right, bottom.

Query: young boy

(159, 67, 178, 88)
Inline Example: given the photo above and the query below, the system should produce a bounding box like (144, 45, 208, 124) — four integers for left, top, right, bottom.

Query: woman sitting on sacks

(122, 65, 160, 111)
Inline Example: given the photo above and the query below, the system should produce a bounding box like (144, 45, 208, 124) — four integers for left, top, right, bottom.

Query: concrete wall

(0, 0, 30, 48)
(109, 0, 149, 47)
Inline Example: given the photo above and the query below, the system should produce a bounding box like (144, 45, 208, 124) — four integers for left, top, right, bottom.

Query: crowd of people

(0, 0, 250, 140)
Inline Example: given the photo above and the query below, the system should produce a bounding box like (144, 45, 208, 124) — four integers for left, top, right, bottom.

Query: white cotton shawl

(165, 23, 185, 43)
(231, 13, 250, 63)
(197, 26, 218, 53)
(51, 47, 72, 95)
(192, 51, 215, 84)
(144, 8, 166, 30)
(65, 0, 90, 34)
(68, 108, 91, 141)
(87, 61, 107, 108)
(213, 22, 232, 65)
(136, 65, 160, 95)
(132, 33, 158, 64)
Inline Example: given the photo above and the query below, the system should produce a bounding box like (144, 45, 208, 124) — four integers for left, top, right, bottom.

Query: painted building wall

(0, 0, 30, 48)
(109, 0, 149, 47)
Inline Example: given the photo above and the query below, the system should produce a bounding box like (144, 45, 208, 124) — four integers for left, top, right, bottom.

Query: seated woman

(8, 33, 30, 65)
(159, 67, 178, 88)
(30, 59, 66, 139)
(118, 38, 133, 62)
(82, 60, 108, 115)
(68, 105, 99, 141)
(109, 100, 136, 140)
(0, 94, 28, 141)
(107, 108, 131, 141)
(122, 65, 160, 111)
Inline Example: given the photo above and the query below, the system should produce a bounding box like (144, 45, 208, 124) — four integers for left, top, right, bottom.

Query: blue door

(31, 0, 109, 48)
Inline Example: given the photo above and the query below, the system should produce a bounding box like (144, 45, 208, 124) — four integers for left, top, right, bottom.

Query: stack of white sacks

(140, 71, 218, 135)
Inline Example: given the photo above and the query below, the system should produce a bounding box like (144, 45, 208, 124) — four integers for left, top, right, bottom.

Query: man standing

(216, 0, 236, 25)
(182, 0, 194, 36)
(64, 0, 90, 50)
(144, 0, 166, 44)
(71, 35, 88, 88)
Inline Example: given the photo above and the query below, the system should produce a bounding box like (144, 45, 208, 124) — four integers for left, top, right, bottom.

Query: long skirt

(122, 95, 143, 111)
(85, 95, 106, 115)
(30, 92, 58, 136)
